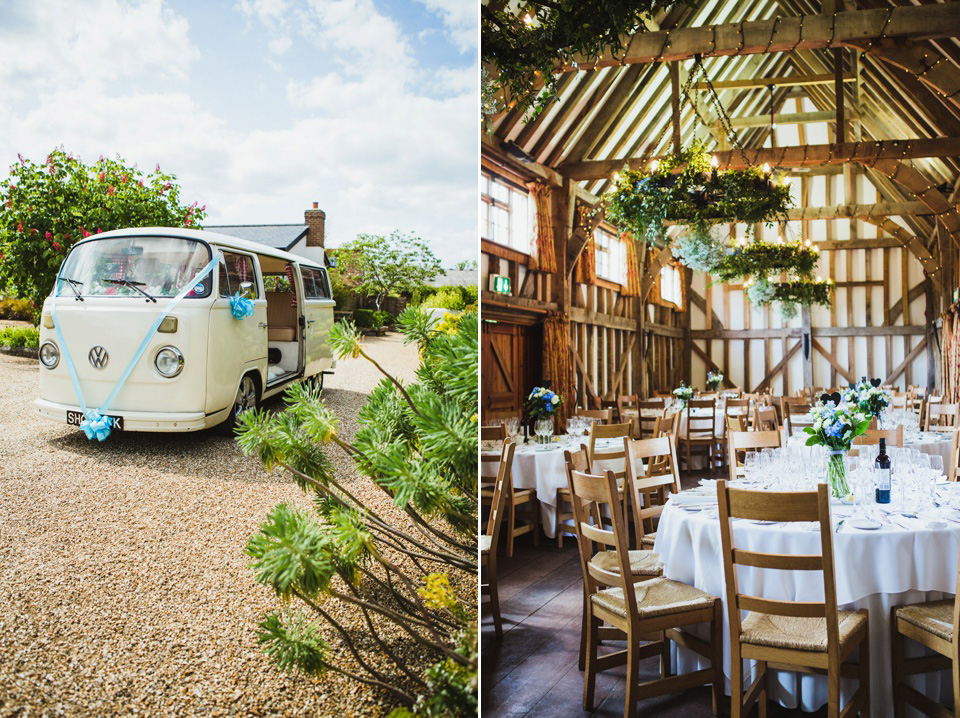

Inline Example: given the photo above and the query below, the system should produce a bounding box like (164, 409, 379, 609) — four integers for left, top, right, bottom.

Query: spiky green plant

(238, 308, 478, 714)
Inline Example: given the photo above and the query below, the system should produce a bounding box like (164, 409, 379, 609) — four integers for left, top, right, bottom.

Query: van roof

(86, 227, 326, 270)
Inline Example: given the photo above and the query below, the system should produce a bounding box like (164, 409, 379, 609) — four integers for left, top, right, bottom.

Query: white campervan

(34, 227, 336, 433)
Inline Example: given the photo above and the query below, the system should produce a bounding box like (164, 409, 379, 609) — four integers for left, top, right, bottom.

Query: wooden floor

(481, 465, 827, 718)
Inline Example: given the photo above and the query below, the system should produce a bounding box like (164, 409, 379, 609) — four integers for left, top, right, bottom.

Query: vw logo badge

(88, 346, 108, 369)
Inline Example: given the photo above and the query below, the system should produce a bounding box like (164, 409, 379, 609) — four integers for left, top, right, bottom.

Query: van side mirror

(239, 281, 255, 299)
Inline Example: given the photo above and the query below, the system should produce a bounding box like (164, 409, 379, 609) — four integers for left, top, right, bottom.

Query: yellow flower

(419, 572, 457, 612)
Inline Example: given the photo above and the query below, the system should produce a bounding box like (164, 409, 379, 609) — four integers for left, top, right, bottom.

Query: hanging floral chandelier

(600, 56, 833, 315)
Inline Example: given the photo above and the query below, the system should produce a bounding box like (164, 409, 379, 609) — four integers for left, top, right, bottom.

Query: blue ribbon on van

(50, 257, 219, 441)
(229, 292, 254, 320)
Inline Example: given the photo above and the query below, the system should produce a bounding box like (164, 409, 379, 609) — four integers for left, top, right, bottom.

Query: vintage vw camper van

(34, 227, 336, 433)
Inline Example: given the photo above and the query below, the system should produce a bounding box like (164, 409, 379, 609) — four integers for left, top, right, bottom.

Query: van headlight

(39, 341, 59, 369)
(155, 346, 184, 377)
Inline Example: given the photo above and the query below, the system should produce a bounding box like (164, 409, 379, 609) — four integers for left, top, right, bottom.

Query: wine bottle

(875, 438, 891, 504)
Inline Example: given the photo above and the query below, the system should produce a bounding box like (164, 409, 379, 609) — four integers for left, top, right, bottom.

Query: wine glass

(743, 451, 759, 484)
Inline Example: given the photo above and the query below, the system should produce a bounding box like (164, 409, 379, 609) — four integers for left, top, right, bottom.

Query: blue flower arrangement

(526, 386, 562, 421)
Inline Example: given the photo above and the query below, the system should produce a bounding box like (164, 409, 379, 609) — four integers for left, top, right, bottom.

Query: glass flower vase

(826, 449, 850, 499)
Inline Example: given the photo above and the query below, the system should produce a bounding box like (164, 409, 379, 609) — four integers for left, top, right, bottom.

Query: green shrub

(263, 275, 291, 293)
(0, 326, 39, 348)
(374, 310, 395, 327)
(0, 297, 37, 322)
(422, 287, 465, 311)
(352, 308, 382, 330)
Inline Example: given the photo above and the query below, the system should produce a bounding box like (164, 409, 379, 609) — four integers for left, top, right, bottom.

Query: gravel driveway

(0, 333, 421, 717)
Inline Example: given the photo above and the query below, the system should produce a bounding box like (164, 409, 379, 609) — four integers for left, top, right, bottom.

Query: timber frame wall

(482, 1, 960, 414)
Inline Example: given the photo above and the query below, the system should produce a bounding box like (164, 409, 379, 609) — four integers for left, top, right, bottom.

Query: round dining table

(656, 484, 960, 717)
(480, 437, 633, 539)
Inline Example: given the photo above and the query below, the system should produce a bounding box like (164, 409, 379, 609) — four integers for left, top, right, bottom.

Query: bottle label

(876, 467, 891, 490)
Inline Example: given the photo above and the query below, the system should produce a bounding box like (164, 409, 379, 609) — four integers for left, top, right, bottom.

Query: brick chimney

(304, 202, 325, 248)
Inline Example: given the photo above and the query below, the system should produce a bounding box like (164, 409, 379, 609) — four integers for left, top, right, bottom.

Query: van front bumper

(34, 398, 220, 432)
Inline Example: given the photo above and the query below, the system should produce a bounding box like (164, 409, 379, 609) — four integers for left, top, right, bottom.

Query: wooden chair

(588, 421, 633, 536)
(717, 480, 871, 718)
(890, 393, 908, 410)
(481, 424, 507, 441)
(782, 399, 814, 438)
(564, 446, 663, 671)
(725, 414, 749, 434)
(625, 435, 682, 550)
(753, 405, 780, 432)
(727, 429, 781, 481)
(653, 412, 680, 438)
(677, 398, 717, 473)
(578, 408, 613, 424)
(555, 421, 632, 547)
(595, 397, 620, 423)
(618, 394, 640, 437)
(890, 551, 960, 716)
(949, 429, 960, 483)
(853, 426, 904, 448)
(722, 399, 753, 464)
(926, 403, 960, 432)
(570, 466, 723, 718)
(481, 441, 515, 638)
(480, 436, 537, 558)
(637, 400, 666, 439)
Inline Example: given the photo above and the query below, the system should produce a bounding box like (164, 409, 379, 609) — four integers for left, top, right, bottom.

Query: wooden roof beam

(727, 109, 860, 128)
(557, 4, 960, 71)
(559, 137, 960, 180)
(692, 72, 855, 91)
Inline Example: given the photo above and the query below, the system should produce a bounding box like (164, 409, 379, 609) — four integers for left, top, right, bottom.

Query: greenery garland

(771, 279, 833, 307)
(481, 1, 691, 120)
(603, 141, 793, 247)
(710, 241, 819, 282)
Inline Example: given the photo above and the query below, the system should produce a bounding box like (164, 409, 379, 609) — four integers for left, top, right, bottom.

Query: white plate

(750, 520, 777, 525)
(681, 505, 704, 512)
(849, 518, 881, 530)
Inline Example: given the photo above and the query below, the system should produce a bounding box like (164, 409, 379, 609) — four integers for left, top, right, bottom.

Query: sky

(0, 0, 478, 266)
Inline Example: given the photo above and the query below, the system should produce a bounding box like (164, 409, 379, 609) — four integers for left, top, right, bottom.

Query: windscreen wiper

(60, 277, 84, 301)
(103, 278, 157, 302)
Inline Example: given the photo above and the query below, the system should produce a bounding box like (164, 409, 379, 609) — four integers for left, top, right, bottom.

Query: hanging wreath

(710, 241, 819, 283)
(744, 277, 834, 318)
(603, 140, 793, 247)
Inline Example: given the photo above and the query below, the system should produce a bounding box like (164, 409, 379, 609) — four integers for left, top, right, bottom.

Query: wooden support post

(802, 307, 814, 388)
(683, 267, 692, 384)
(926, 278, 937, 393)
(670, 62, 682, 153)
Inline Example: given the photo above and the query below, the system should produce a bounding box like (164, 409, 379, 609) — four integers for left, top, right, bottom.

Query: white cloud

(415, 0, 476, 52)
(0, 0, 478, 265)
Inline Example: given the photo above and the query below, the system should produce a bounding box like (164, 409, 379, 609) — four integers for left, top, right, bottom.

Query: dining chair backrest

(656, 412, 680, 437)
(725, 414, 748, 433)
(853, 426, 904, 447)
(484, 442, 516, 555)
(595, 398, 619, 422)
(481, 424, 507, 441)
(617, 393, 639, 414)
(926, 403, 960, 432)
(725, 399, 751, 431)
(625, 436, 681, 549)
(950, 430, 960, 483)
(727, 429, 781, 481)
(685, 398, 716, 440)
(588, 422, 632, 480)
(717, 481, 841, 666)
(578, 408, 613, 424)
(698, 392, 719, 401)
(783, 400, 813, 437)
(753, 405, 779, 432)
(890, 394, 908, 410)
(637, 400, 666, 439)
(568, 468, 634, 604)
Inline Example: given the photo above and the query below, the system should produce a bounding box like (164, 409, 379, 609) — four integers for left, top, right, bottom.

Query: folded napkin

(670, 492, 717, 507)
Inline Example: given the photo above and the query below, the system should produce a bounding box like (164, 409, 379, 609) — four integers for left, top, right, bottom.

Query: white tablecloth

(480, 438, 632, 538)
(655, 499, 960, 717)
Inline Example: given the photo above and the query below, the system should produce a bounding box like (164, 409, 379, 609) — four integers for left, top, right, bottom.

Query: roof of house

(204, 224, 308, 251)
(431, 269, 478, 288)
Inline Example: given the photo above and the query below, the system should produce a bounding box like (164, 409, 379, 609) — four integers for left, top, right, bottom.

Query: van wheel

(220, 373, 260, 435)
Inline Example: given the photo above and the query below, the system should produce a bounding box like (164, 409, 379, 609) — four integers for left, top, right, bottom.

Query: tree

(237, 307, 478, 714)
(0, 149, 206, 307)
(482, 1, 692, 121)
(332, 232, 444, 311)
(453, 259, 477, 271)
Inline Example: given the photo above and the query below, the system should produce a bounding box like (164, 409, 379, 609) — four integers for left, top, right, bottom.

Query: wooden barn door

(482, 321, 543, 419)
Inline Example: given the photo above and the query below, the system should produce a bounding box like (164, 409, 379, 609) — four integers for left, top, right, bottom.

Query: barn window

(595, 228, 626, 284)
(481, 172, 533, 254)
(659, 264, 683, 307)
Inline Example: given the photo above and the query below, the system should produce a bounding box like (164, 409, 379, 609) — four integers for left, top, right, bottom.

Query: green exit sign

(490, 274, 512, 295)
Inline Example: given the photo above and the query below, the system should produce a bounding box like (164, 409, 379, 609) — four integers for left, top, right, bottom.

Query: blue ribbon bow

(80, 410, 112, 441)
(230, 292, 255, 320)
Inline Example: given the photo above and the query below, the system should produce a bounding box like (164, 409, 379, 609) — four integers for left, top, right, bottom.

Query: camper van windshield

(56, 236, 213, 299)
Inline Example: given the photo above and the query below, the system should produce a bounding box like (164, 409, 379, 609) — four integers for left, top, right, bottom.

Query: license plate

(66, 411, 124, 431)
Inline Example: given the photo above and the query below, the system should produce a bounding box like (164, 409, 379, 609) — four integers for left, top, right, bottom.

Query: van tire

(219, 372, 260, 435)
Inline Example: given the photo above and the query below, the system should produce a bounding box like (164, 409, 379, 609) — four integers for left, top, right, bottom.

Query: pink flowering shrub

(0, 148, 206, 305)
